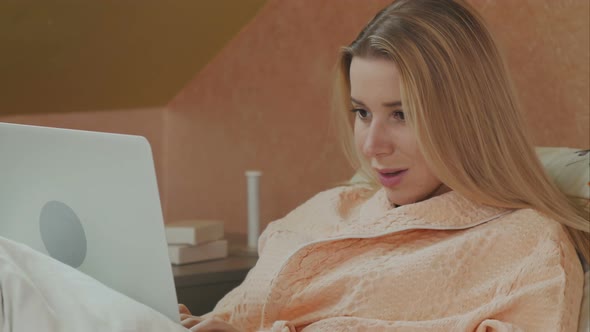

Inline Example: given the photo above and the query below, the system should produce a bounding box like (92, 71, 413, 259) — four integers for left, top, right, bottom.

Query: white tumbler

(245, 170, 262, 249)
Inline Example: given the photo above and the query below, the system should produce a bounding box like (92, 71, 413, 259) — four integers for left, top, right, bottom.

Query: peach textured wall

(471, 0, 589, 147)
(166, 0, 589, 235)
(0, 108, 169, 211)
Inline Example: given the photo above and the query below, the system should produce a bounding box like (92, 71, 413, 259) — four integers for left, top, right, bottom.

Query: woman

(181, 0, 589, 331)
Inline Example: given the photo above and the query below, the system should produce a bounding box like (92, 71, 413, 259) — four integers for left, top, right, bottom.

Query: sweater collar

(337, 187, 511, 237)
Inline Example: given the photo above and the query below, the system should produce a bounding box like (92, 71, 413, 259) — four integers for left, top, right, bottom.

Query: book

(165, 219, 224, 245)
(168, 239, 228, 265)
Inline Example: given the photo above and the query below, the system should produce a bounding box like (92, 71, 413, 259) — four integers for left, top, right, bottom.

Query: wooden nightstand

(172, 234, 258, 315)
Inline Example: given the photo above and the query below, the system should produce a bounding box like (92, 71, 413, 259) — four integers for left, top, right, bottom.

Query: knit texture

(205, 186, 584, 331)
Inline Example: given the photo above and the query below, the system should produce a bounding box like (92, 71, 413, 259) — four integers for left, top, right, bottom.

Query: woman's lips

(376, 169, 408, 187)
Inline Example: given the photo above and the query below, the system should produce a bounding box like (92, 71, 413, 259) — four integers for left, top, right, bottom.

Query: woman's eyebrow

(383, 101, 402, 107)
(351, 97, 402, 108)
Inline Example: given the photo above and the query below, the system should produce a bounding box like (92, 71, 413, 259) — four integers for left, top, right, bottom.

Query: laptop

(0, 122, 180, 322)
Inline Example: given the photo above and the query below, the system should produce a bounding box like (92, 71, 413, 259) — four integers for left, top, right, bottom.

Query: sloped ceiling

(0, 0, 266, 115)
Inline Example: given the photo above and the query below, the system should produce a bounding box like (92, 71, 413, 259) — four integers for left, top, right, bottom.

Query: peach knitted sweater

(206, 186, 584, 331)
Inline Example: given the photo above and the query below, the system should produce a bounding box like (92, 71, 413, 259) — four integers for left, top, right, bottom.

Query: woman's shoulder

(264, 184, 373, 233)
(485, 208, 565, 240)
(289, 184, 373, 217)
(487, 208, 578, 258)
(497, 208, 568, 235)
(307, 183, 374, 204)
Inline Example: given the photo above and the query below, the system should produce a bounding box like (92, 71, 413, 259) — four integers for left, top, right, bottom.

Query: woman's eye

(351, 108, 370, 120)
(393, 111, 405, 121)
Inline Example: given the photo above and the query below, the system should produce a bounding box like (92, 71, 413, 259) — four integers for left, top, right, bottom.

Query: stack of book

(165, 220, 228, 265)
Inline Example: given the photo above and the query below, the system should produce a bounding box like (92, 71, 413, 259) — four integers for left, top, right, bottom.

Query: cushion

(536, 147, 590, 201)
(0, 236, 187, 332)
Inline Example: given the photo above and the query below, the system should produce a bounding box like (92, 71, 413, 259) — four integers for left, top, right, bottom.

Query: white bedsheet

(0, 236, 188, 332)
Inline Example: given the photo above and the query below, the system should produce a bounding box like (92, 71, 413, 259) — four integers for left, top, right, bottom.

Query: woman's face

(350, 56, 447, 206)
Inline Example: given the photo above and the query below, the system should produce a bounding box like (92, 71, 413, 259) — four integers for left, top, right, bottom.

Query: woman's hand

(179, 304, 202, 329)
(178, 304, 241, 332)
(188, 317, 242, 332)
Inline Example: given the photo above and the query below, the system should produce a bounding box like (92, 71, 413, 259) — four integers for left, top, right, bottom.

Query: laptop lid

(0, 122, 179, 322)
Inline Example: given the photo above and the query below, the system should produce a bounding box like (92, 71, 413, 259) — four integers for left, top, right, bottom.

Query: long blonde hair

(333, 0, 589, 262)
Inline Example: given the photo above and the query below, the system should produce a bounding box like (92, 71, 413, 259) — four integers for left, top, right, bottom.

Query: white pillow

(0, 236, 188, 332)
(536, 148, 589, 332)
(536, 147, 590, 200)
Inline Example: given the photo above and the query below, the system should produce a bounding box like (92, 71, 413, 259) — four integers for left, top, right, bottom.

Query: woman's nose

(362, 121, 394, 158)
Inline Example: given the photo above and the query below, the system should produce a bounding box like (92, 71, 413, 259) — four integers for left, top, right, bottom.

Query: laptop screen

(0, 122, 179, 322)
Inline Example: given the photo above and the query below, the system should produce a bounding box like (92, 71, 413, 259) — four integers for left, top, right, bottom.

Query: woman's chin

(384, 189, 417, 207)
(384, 184, 450, 207)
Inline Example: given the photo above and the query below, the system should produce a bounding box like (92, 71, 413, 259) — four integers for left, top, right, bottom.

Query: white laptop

(0, 122, 180, 322)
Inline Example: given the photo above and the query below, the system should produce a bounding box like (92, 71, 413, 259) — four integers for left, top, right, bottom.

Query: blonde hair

(333, 0, 589, 262)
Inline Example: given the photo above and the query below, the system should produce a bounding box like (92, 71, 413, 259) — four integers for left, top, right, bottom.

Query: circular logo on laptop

(39, 201, 87, 268)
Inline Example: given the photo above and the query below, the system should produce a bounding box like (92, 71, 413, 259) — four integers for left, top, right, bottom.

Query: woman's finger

(190, 318, 240, 332)
(178, 303, 192, 315)
(181, 316, 203, 329)
(180, 313, 192, 320)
